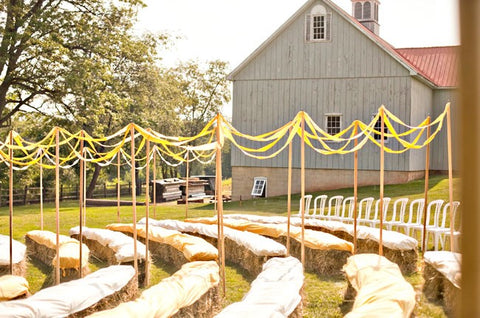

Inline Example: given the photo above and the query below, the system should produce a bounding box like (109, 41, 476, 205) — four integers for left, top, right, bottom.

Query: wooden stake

(300, 112, 306, 266)
(153, 146, 157, 218)
(145, 138, 150, 286)
(215, 114, 226, 297)
(130, 125, 138, 276)
(117, 147, 121, 222)
(287, 126, 293, 255)
(422, 117, 431, 252)
(83, 158, 86, 226)
(446, 105, 455, 252)
(55, 128, 61, 285)
(185, 151, 189, 219)
(79, 131, 84, 278)
(8, 131, 13, 275)
(40, 151, 44, 230)
(379, 108, 385, 256)
(353, 122, 359, 254)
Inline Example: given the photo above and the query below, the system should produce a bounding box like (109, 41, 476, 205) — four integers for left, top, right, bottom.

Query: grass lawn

(0, 175, 459, 317)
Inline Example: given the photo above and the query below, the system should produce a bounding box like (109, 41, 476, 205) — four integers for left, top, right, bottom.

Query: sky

(135, 0, 460, 115)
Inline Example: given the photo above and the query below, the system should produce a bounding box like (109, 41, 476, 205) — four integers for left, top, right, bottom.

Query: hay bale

(423, 262, 443, 302)
(25, 235, 90, 282)
(194, 234, 270, 277)
(140, 237, 188, 270)
(0, 259, 26, 277)
(171, 285, 221, 318)
(443, 277, 460, 316)
(274, 236, 350, 276)
(71, 234, 149, 287)
(68, 274, 138, 318)
(305, 225, 417, 275)
(423, 261, 460, 316)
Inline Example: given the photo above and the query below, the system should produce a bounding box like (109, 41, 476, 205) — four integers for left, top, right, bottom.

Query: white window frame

(371, 113, 389, 143)
(311, 14, 327, 41)
(305, 5, 331, 43)
(324, 113, 343, 136)
(251, 177, 267, 197)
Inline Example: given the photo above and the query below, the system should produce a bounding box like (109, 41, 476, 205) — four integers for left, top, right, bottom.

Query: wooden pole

(300, 112, 306, 266)
(117, 148, 121, 222)
(215, 114, 226, 296)
(353, 122, 359, 254)
(379, 108, 385, 256)
(40, 150, 44, 230)
(185, 150, 189, 219)
(287, 126, 293, 255)
(55, 128, 61, 285)
(459, 1, 480, 314)
(79, 131, 84, 278)
(153, 146, 157, 218)
(422, 117, 431, 252)
(145, 138, 150, 286)
(130, 125, 138, 276)
(446, 105, 455, 252)
(8, 131, 13, 275)
(83, 157, 86, 226)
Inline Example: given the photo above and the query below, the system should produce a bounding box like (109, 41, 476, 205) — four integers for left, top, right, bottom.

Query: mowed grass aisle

(0, 175, 459, 317)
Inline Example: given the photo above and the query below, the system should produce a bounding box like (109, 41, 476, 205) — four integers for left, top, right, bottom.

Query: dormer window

(305, 4, 331, 42)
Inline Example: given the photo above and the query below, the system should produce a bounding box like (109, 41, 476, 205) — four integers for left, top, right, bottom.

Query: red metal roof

(395, 46, 459, 88)
(325, 0, 459, 88)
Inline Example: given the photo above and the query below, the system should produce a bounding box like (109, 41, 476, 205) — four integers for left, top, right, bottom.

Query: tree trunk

(86, 164, 102, 198)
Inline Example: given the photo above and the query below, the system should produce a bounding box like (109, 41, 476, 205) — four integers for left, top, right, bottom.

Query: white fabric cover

(215, 257, 303, 317)
(69, 226, 146, 263)
(0, 265, 135, 318)
(424, 251, 461, 288)
(0, 234, 26, 265)
(343, 254, 416, 318)
(138, 218, 286, 257)
(224, 214, 417, 250)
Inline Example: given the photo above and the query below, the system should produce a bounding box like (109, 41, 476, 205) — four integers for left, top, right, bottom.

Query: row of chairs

(298, 194, 460, 250)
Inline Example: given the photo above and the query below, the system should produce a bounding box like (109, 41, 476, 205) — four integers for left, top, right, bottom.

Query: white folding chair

(297, 195, 313, 217)
(369, 197, 392, 228)
(384, 198, 409, 231)
(331, 196, 355, 223)
(410, 199, 444, 248)
(324, 195, 343, 221)
(397, 198, 425, 236)
(312, 195, 328, 219)
(427, 201, 461, 250)
(356, 197, 374, 225)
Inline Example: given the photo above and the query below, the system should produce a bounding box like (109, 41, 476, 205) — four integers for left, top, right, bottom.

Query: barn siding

(232, 77, 412, 171)
(430, 89, 460, 171)
(409, 79, 433, 171)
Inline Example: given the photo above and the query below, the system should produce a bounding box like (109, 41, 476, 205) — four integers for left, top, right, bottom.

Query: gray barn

(228, 0, 459, 200)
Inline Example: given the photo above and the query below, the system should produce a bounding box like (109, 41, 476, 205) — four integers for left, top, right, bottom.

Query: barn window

(251, 177, 267, 197)
(363, 2, 371, 19)
(305, 5, 331, 42)
(372, 114, 389, 141)
(374, 3, 379, 21)
(354, 2, 363, 19)
(325, 114, 342, 135)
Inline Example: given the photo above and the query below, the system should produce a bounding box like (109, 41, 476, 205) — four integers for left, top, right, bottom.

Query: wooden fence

(0, 183, 135, 206)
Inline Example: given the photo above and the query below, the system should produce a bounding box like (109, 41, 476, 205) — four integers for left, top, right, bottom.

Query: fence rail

(0, 183, 135, 206)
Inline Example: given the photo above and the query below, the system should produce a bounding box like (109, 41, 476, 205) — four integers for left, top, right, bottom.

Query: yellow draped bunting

(0, 103, 450, 168)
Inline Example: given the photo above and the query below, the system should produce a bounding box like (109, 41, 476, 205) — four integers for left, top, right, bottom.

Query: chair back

(299, 195, 313, 216)
(427, 199, 445, 227)
(341, 196, 355, 219)
(374, 197, 391, 221)
(390, 198, 409, 223)
(313, 195, 328, 217)
(328, 195, 344, 218)
(357, 197, 374, 221)
(440, 201, 461, 229)
(408, 199, 425, 225)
